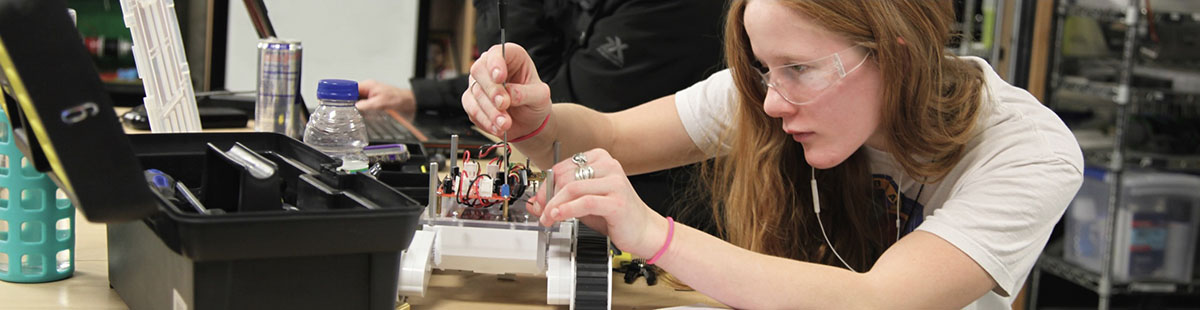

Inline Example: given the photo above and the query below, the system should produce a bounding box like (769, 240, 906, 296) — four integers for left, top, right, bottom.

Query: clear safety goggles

(757, 45, 871, 105)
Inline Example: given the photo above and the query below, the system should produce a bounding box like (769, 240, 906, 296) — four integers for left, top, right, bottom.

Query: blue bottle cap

(316, 79, 359, 101)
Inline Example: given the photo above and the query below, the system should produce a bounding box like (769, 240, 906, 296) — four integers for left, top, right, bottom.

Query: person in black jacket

(358, 0, 727, 234)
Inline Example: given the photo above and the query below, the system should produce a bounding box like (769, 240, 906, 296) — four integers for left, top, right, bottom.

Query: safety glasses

(757, 45, 871, 105)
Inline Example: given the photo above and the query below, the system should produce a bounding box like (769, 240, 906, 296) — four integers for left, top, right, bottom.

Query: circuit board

(433, 142, 544, 222)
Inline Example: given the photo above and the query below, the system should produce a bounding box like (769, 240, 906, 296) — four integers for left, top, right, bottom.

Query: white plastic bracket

(398, 230, 435, 298)
(546, 221, 575, 305)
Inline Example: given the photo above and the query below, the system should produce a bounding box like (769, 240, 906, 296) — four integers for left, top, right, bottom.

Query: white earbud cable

(810, 166, 904, 273)
(812, 166, 858, 273)
(896, 178, 901, 243)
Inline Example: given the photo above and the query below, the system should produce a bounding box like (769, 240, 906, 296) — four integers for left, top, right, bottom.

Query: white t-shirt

(674, 57, 1084, 309)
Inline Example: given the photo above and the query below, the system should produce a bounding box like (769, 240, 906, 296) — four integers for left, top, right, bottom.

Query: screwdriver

(498, 0, 507, 63)
(498, 0, 510, 220)
(498, 0, 509, 171)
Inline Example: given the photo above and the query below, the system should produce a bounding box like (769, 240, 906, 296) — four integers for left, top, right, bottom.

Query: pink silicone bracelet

(646, 217, 675, 265)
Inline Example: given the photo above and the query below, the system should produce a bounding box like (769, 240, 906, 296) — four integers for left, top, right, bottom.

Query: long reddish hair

(703, 0, 984, 271)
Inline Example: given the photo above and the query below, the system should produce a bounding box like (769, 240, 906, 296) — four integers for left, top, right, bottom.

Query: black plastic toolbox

(111, 133, 423, 310)
(0, 1, 426, 309)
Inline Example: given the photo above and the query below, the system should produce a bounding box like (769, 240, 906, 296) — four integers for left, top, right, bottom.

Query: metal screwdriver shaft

(498, 0, 507, 61)
(498, 0, 510, 220)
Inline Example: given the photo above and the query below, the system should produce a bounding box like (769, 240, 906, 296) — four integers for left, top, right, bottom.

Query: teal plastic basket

(0, 109, 74, 283)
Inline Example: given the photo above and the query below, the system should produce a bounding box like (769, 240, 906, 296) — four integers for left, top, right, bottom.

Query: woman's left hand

(526, 148, 668, 257)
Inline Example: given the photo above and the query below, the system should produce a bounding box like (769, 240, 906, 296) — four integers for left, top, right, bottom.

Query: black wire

(459, 175, 478, 204)
(459, 174, 492, 205)
(456, 174, 471, 204)
(477, 142, 512, 158)
(509, 174, 526, 199)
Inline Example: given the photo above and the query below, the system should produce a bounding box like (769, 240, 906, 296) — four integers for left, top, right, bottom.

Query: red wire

(481, 144, 504, 157)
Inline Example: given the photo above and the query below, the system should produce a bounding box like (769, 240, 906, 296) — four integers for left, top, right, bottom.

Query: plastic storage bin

(107, 133, 424, 310)
(1064, 168, 1200, 283)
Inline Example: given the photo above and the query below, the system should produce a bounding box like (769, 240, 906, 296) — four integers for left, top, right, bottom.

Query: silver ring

(574, 166, 595, 181)
(468, 79, 479, 92)
(572, 152, 588, 167)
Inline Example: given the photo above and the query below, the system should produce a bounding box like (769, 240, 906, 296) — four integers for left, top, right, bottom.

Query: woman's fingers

(462, 83, 495, 134)
(508, 81, 550, 108)
(540, 195, 615, 227)
(550, 149, 614, 191)
(526, 198, 543, 216)
(538, 149, 622, 226)
(461, 43, 552, 135)
(548, 195, 617, 223)
(469, 78, 507, 134)
(465, 47, 508, 133)
(541, 177, 617, 219)
(526, 187, 549, 216)
(470, 46, 509, 98)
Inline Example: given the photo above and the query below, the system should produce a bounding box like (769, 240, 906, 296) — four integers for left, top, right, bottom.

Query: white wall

(225, 0, 419, 108)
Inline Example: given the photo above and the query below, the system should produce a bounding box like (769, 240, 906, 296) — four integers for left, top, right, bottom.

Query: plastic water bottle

(303, 79, 369, 173)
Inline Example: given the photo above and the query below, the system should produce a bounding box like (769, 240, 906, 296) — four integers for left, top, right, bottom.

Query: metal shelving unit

(1037, 241, 1200, 296)
(1063, 0, 1200, 21)
(954, 0, 1034, 83)
(1063, 3, 1131, 21)
(1031, 1, 1200, 309)
(1056, 75, 1200, 108)
(1084, 149, 1200, 173)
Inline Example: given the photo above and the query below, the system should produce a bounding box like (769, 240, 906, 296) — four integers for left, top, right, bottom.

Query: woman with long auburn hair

(461, 0, 1083, 308)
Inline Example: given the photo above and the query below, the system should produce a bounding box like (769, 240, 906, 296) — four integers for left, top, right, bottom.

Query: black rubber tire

(573, 225, 611, 310)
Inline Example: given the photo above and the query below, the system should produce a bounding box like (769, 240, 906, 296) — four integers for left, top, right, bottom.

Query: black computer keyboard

(363, 111, 418, 143)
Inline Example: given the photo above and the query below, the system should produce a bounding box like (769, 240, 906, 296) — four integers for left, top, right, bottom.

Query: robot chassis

(397, 136, 612, 309)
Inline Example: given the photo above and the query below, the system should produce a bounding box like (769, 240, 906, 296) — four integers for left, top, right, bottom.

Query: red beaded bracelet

(646, 216, 675, 265)
(508, 113, 551, 143)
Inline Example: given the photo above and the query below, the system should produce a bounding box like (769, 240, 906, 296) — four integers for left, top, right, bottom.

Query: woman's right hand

(462, 43, 552, 137)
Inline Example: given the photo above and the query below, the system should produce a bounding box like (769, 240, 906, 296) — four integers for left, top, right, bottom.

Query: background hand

(356, 79, 416, 119)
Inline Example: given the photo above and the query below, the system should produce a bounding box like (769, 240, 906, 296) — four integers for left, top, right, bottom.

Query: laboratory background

(0, 0, 1198, 309)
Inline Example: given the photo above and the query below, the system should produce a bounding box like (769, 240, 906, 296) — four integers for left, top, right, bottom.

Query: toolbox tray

(128, 132, 423, 262)
(107, 133, 424, 310)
